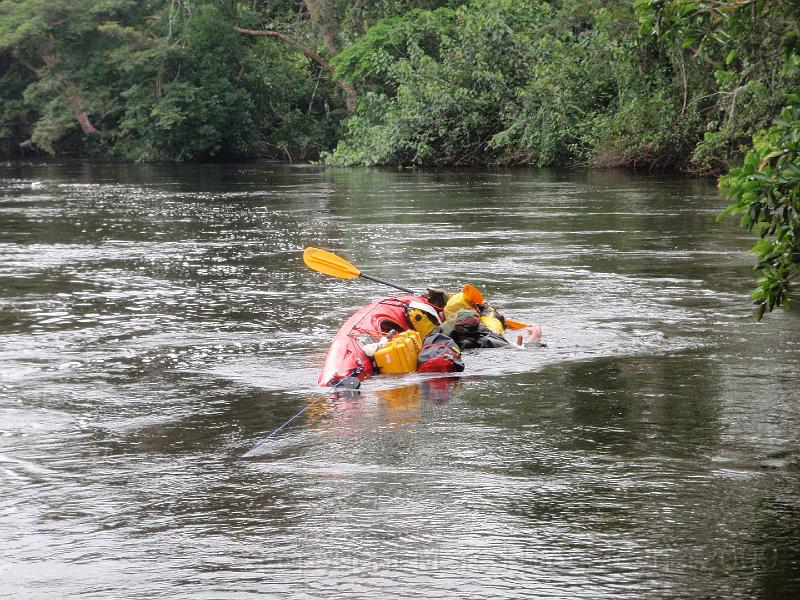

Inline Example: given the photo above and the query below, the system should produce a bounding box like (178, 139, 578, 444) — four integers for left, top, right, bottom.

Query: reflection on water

(308, 378, 460, 430)
(250, 379, 461, 458)
(1, 161, 799, 599)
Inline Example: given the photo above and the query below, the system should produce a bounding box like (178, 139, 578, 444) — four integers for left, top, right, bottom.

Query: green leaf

(755, 302, 767, 320)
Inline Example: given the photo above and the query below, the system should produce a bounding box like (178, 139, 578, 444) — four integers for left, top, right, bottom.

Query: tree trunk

(340, 81, 357, 113)
(303, 0, 338, 56)
(40, 54, 106, 136)
(303, 0, 357, 112)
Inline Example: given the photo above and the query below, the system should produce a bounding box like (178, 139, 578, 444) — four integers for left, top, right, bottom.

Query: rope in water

(241, 368, 362, 458)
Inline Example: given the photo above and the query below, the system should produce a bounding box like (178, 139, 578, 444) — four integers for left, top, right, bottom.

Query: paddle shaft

(360, 273, 417, 294)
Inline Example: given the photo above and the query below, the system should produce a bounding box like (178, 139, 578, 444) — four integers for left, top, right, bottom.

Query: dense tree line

(0, 0, 794, 170)
(1, 0, 798, 314)
(0, 0, 372, 160)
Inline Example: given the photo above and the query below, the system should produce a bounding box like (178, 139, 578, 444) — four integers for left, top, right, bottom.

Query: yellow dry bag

(374, 330, 422, 374)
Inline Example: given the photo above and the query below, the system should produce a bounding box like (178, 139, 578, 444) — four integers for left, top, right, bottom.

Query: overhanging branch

(234, 25, 357, 112)
(233, 27, 332, 72)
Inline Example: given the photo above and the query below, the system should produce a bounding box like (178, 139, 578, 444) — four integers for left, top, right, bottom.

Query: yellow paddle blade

(504, 318, 530, 330)
(303, 247, 361, 279)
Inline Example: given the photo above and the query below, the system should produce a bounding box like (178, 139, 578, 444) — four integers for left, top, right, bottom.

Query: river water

(1, 161, 798, 599)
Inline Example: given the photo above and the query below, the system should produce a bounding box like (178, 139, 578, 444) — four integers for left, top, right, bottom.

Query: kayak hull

(318, 294, 433, 386)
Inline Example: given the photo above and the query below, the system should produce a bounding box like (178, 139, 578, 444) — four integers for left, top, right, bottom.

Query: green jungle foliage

(0, 0, 795, 168)
(719, 97, 800, 319)
(637, 0, 799, 316)
(635, 0, 800, 174)
(327, 0, 691, 168)
(0, 0, 347, 160)
(327, 0, 799, 170)
(0, 0, 798, 311)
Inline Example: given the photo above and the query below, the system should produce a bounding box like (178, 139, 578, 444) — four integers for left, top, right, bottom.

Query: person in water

(408, 283, 543, 374)
(427, 284, 542, 350)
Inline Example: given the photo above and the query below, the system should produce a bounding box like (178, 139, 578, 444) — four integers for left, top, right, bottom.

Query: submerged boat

(318, 294, 437, 386)
(317, 291, 543, 387)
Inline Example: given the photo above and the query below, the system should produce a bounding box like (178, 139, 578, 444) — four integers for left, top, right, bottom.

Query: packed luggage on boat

(304, 248, 543, 387)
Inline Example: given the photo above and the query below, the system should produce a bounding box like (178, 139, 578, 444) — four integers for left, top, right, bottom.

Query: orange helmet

(462, 284, 484, 306)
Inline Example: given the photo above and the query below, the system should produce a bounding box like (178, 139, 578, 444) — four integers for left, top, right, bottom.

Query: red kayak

(318, 294, 436, 386)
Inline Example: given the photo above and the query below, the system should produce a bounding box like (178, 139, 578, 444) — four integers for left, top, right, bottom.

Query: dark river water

(1, 161, 799, 599)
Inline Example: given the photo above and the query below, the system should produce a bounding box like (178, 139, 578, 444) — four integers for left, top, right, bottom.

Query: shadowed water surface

(1, 162, 799, 599)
